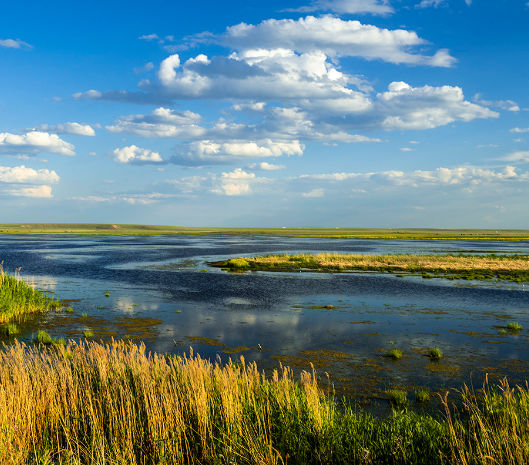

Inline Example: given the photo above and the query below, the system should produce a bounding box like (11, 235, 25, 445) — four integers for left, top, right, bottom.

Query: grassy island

(212, 253, 529, 283)
(1, 340, 529, 464)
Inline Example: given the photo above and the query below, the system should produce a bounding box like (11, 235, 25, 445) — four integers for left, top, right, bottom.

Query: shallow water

(1, 234, 528, 416)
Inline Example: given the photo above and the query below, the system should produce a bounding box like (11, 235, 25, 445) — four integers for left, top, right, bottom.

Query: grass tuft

(384, 349, 403, 359)
(386, 389, 407, 407)
(428, 347, 443, 360)
(415, 390, 430, 403)
(3, 323, 20, 336)
(507, 322, 523, 331)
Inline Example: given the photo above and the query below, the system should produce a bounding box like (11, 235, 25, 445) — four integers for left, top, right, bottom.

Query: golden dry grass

(247, 252, 529, 273)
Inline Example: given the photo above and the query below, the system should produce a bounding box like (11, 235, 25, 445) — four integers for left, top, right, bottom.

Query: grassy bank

(1, 223, 529, 240)
(214, 253, 529, 283)
(1, 340, 528, 464)
(0, 264, 61, 323)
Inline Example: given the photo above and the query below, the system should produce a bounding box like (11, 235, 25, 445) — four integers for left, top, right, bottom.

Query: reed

(0, 341, 528, 464)
(0, 263, 61, 323)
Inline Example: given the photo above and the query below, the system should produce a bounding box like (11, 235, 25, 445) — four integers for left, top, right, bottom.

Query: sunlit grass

(507, 322, 523, 331)
(428, 347, 443, 360)
(384, 349, 403, 359)
(0, 263, 61, 323)
(0, 341, 528, 464)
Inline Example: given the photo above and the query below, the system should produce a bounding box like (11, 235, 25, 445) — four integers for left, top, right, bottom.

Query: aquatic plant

(66, 307, 74, 313)
(428, 347, 443, 360)
(415, 390, 430, 403)
(3, 323, 20, 336)
(384, 349, 403, 359)
(499, 329, 507, 335)
(81, 313, 88, 318)
(507, 322, 523, 331)
(84, 330, 94, 338)
(386, 389, 408, 408)
(35, 330, 52, 344)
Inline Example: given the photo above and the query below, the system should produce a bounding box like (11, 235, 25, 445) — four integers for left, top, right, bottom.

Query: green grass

(428, 347, 443, 360)
(0, 264, 62, 323)
(83, 330, 94, 338)
(81, 313, 88, 318)
(35, 330, 65, 346)
(3, 323, 20, 336)
(415, 390, 430, 403)
(1, 223, 528, 241)
(66, 307, 74, 313)
(507, 322, 523, 331)
(384, 349, 403, 359)
(386, 389, 408, 408)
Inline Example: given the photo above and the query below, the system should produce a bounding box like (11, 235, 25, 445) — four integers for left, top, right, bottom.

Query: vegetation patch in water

(211, 252, 529, 283)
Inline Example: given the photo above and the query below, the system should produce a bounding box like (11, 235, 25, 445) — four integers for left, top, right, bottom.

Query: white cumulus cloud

(510, 127, 529, 133)
(0, 132, 75, 156)
(111, 145, 164, 165)
(7, 185, 53, 198)
(0, 165, 60, 184)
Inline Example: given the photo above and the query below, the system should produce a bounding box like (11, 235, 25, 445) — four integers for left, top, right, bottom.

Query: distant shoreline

(1, 223, 529, 241)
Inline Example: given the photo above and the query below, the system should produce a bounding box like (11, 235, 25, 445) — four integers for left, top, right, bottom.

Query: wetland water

(1, 234, 528, 415)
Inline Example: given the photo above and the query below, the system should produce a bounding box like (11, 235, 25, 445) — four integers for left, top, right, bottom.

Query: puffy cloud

(106, 107, 205, 138)
(0, 38, 33, 49)
(376, 82, 498, 130)
(400, 147, 416, 151)
(170, 139, 304, 165)
(0, 132, 75, 156)
(25, 123, 96, 136)
(111, 145, 164, 165)
(9, 185, 53, 198)
(213, 169, 255, 196)
(286, 0, 394, 15)
(219, 16, 455, 66)
(510, 127, 529, 133)
(474, 94, 520, 112)
(246, 162, 286, 170)
(0, 165, 59, 184)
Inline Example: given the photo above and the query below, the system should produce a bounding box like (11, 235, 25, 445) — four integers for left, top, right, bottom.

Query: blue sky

(1, 0, 528, 227)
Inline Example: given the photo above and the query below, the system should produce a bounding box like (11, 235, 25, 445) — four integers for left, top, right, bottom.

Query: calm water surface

(1, 234, 528, 415)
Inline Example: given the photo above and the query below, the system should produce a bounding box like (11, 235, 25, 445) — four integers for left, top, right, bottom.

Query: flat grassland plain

(1, 223, 529, 240)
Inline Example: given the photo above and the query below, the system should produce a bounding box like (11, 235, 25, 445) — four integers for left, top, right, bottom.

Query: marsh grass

(83, 330, 94, 338)
(3, 323, 20, 336)
(35, 330, 65, 346)
(386, 390, 408, 408)
(415, 390, 430, 403)
(219, 252, 529, 282)
(384, 349, 403, 359)
(0, 341, 528, 464)
(0, 263, 61, 323)
(428, 348, 443, 360)
(507, 322, 523, 331)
